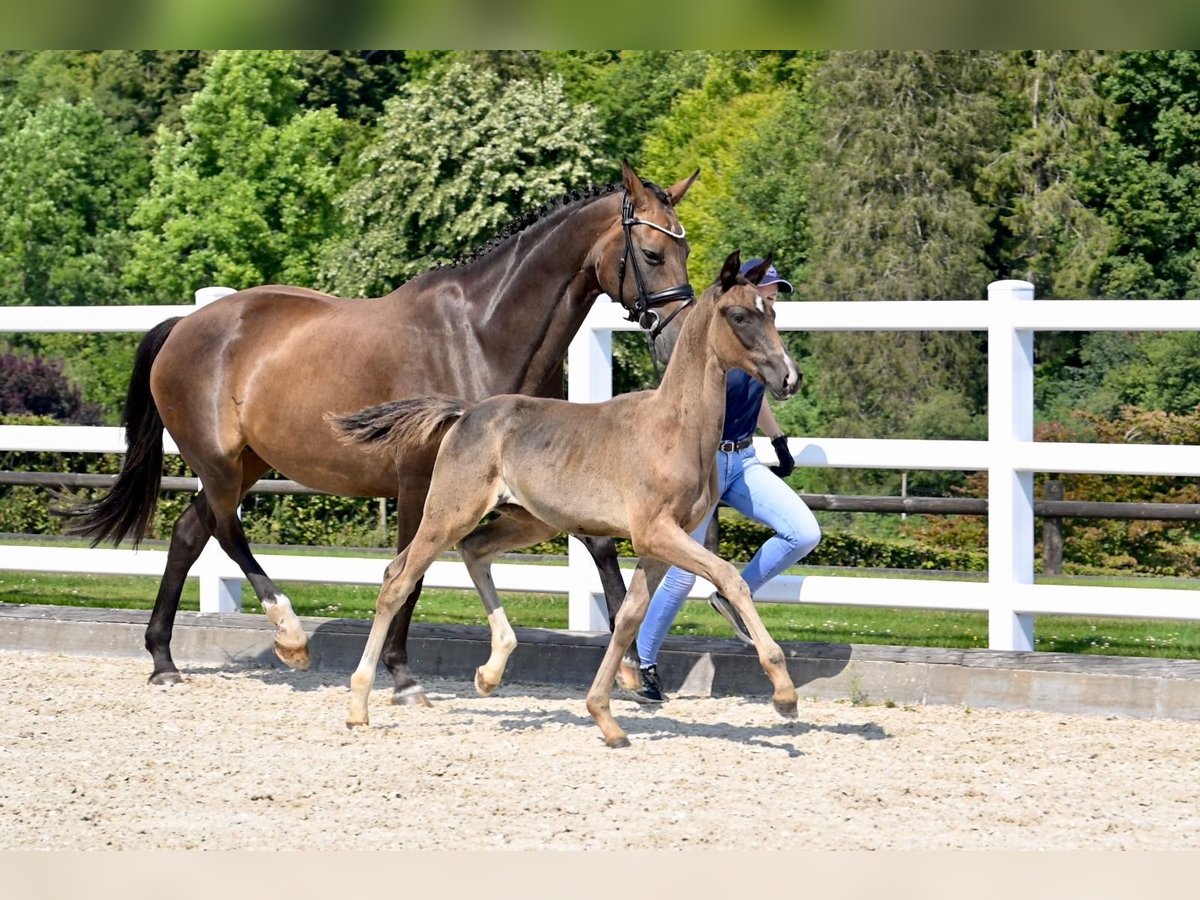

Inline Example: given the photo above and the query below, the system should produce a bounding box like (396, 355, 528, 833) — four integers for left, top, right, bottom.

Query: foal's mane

(442, 178, 673, 270)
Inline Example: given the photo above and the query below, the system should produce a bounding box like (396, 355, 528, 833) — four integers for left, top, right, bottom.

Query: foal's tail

(57, 317, 182, 548)
(330, 396, 468, 457)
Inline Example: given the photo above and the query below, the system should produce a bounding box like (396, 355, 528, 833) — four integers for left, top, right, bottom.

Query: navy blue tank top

(722, 369, 765, 442)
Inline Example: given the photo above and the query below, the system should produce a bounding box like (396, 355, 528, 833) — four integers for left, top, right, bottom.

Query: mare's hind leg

(460, 509, 561, 695)
(198, 451, 310, 670)
(144, 493, 214, 685)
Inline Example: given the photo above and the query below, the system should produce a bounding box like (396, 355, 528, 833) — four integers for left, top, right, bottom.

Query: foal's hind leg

(196, 452, 309, 669)
(379, 477, 434, 707)
(348, 517, 480, 727)
(460, 509, 561, 695)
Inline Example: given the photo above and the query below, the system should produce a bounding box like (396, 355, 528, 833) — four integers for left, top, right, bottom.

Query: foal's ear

(621, 159, 652, 209)
(743, 255, 772, 287)
(719, 250, 742, 292)
(666, 169, 700, 206)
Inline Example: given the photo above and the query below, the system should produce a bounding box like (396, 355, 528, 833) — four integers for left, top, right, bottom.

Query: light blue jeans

(636, 445, 821, 667)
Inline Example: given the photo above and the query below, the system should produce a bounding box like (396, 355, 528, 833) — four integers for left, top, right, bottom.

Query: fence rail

(1, 281, 1199, 651)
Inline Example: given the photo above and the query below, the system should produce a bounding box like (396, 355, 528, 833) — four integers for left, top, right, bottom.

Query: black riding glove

(769, 434, 794, 478)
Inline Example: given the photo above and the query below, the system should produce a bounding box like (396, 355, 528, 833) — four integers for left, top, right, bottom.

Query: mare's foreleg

(460, 509, 561, 695)
(144, 494, 213, 685)
(635, 523, 797, 718)
(574, 535, 628, 631)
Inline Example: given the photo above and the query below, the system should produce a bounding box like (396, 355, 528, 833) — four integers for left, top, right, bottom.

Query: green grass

(3, 565, 1200, 660)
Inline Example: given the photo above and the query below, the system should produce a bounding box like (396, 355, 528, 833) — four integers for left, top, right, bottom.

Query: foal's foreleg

(460, 509, 561, 696)
(636, 525, 797, 718)
(585, 562, 655, 748)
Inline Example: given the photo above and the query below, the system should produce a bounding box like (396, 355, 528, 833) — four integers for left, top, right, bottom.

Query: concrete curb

(3, 603, 1200, 720)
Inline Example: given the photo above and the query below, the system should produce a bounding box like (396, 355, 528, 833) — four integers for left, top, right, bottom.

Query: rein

(616, 190, 694, 359)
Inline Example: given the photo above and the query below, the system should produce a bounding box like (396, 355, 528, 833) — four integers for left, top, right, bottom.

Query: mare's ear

(743, 254, 772, 287)
(666, 169, 700, 206)
(621, 159, 652, 210)
(718, 250, 742, 292)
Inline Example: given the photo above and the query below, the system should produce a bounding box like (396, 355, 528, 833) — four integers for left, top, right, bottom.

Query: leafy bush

(0, 351, 102, 423)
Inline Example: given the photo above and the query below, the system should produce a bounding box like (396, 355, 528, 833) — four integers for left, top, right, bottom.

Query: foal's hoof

(391, 686, 433, 708)
(148, 670, 184, 687)
(273, 641, 310, 671)
(345, 717, 368, 729)
(474, 667, 499, 697)
(604, 733, 631, 749)
(773, 698, 799, 719)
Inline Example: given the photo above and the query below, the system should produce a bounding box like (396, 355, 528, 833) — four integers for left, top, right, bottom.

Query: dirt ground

(2, 648, 1199, 851)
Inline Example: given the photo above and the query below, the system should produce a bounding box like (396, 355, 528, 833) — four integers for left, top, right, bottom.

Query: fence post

(193, 285, 242, 614)
(987, 279, 1036, 650)
(565, 298, 615, 631)
(1042, 478, 1064, 576)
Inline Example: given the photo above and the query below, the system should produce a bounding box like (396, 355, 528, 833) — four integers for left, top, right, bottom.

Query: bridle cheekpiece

(617, 189, 695, 343)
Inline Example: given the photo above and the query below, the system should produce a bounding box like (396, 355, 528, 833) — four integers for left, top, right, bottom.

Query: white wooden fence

(2, 281, 1198, 651)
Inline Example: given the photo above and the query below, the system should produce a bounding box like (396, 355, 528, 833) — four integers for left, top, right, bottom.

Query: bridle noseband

(617, 190, 694, 344)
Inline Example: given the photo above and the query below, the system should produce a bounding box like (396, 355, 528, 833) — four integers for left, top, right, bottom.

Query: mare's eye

(642, 249, 664, 266)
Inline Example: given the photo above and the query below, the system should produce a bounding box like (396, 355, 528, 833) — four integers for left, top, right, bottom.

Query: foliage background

(3, 50, 1200, 574)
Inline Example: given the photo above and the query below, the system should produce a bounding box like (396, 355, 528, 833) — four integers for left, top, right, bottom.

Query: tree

(547, 51, 709, 178)
(124, 51, 349, 303)
(320, 61, 605, 298)
(800, 52, 1009, 493)
(980, 51, 1119, 299)
(0, 51, 209, 140)
(0, 97, 146, 307)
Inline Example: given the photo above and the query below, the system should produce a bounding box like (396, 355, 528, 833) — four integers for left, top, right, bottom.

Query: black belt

(718, 437, 753, 453)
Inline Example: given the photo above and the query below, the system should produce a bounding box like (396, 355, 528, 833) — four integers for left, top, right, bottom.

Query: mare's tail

(330, 396, 468, 457)
(57, 317, 182, 547)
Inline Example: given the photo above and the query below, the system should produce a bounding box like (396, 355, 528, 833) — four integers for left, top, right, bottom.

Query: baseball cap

(739, 257, 794, 293)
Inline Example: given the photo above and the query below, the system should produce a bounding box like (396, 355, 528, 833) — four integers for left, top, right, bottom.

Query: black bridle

(616, 190, 694, 346)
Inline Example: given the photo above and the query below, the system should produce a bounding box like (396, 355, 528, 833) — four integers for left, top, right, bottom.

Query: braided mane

(440, 179, 672, 270)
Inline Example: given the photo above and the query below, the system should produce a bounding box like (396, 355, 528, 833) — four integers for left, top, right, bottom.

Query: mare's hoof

(392, 687, 433, 708)
(773, 698, 799, 719)
(345, 718, 368, 729)
(148, 670, 184, 687)
(274, 642, 311, 671)
(474, 667, 499, 697)
(604, 734, 631, 749)
(616, 659, 641, 692)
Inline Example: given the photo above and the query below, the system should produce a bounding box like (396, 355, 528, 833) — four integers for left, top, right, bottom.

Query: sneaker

(708, 591, 754, 645)
(632, 664, 667, 704)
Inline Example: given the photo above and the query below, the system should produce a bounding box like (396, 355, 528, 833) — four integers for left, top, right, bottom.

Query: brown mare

(332, 252, 802, 747)
(63, 161, 698, 706)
